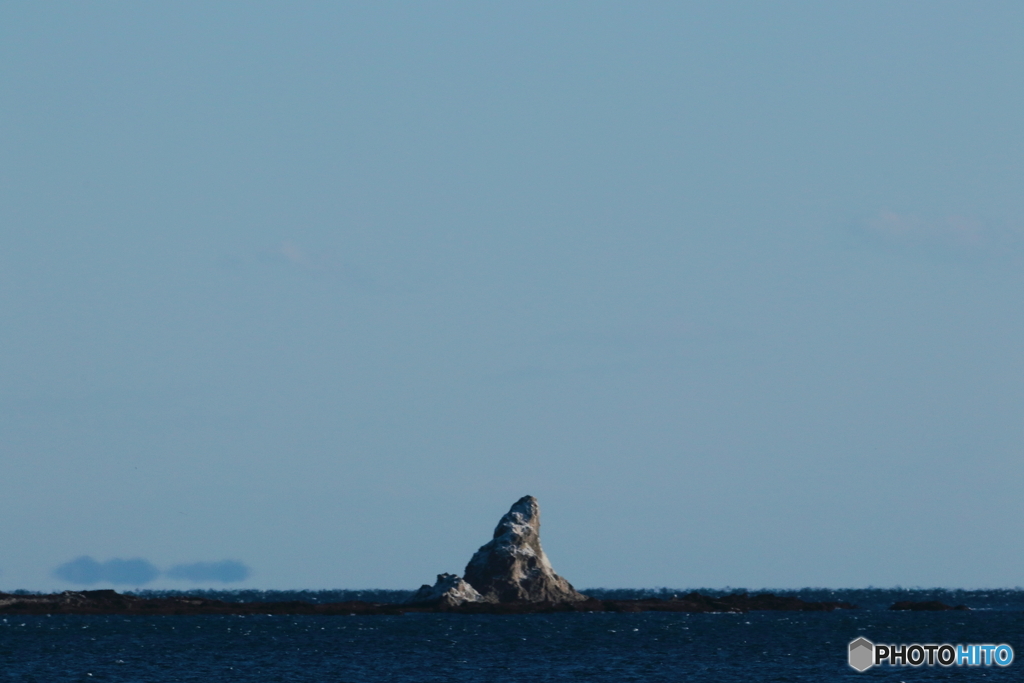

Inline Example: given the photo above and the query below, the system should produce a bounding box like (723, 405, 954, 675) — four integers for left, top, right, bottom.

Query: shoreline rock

(406, 573, 485, 607)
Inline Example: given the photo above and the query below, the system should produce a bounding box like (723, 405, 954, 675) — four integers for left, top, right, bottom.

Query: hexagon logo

(849, 637, 875, 671)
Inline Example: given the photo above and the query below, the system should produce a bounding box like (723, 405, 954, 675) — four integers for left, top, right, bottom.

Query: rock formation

(463, 495, 586, 603)
(406, 573, 484, 607)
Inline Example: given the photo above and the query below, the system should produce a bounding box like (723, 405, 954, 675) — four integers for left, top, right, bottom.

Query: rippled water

(3, 590, 1023, 681)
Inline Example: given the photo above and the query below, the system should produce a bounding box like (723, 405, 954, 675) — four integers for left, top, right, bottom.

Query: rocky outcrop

(463, 495, 586, 603)
(406, 573, 484, 607)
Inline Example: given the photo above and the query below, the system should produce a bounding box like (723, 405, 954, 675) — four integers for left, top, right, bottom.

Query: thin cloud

(250, 240, 321, 270)
(237, 239, 382, 290)
(165, 560, 251, 583)
(52, 557, 251, 585)
(53, 556, 160, 586)
(865, 211, 987, 249)
(854, 210, 1024, 265)
(277, 240, 313, 268)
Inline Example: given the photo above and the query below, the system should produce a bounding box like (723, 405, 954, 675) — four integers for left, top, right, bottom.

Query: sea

(3, 588, 1023, 681)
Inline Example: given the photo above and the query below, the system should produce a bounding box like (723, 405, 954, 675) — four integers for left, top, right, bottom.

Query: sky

(1, 1, 1023, 592)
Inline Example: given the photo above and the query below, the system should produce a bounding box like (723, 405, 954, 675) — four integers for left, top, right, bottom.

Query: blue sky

(2, 2, 1023, 590)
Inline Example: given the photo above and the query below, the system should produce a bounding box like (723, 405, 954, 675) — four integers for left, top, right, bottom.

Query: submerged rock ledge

(0, 589, 855, 615)
(889, 600, 970, 611)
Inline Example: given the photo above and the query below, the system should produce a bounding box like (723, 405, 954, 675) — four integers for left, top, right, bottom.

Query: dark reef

(0, 589, 855, 616)
(889, 600, 970, 611)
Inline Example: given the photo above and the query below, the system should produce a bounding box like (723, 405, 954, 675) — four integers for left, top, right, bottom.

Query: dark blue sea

(3, 589, 1023, 681)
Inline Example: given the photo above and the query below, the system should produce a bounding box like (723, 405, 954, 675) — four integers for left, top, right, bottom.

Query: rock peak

(463, 495, 586, 603)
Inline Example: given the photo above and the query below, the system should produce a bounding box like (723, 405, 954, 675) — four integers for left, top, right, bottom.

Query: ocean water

(3, 589, 1023, 681)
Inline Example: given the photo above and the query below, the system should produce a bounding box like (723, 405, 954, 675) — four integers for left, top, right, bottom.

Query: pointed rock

(463, 495, 586, 603)
(406, 573, 485, 607)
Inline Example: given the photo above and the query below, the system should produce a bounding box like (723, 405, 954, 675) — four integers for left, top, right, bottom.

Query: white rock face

(406, 573, 485, 607)
(463, 495, 586, 603)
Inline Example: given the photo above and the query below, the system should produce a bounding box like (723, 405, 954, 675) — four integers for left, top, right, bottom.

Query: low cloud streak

(853, 210, 1024, 266)
(866, 211, 987, 248)
(53, 557, 251, 586)
(53, 557, 160, 586)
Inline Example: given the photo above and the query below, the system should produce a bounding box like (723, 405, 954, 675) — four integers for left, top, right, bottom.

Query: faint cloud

(165, 560, 251, 583)
(854, 210, 1024, 265)
(248, 239, 381, 291)
(261, 240, 322, 271)
(865, 211, 987, 249)
(53, 557, 251, 585)
(277, 240, 312, 268)
(53, 556, 160, 586)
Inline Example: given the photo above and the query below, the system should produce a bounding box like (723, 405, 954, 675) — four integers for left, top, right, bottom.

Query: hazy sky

(2, 2, 1023, 591)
